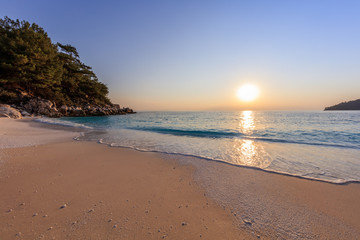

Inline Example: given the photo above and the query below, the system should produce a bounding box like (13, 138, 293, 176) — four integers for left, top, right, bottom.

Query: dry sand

(1, 118, 360, 239)
(0, 118, 79, 149)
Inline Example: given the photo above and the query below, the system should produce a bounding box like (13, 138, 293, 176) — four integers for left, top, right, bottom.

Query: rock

(21, 111, 30, 117)
(23, 98, 61, 117)
(243, 219, 252, 226)
(60, 204, 67, 209)
(123, 107, 134, 114)
(70, 108, 86, 117)
(0, 104, 22, 119)
(59, 105, 68, 115)
(181, 222, 187, 226)
(4, 95, 135, 118)
(33, 213, 38, 217)
(112, 224, 117, 229)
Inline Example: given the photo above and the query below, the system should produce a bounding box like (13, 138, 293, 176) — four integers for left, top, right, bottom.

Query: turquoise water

(38, 111, 360, 183)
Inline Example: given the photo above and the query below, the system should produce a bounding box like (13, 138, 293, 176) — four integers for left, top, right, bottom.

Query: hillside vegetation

(0, 16, 110, 106)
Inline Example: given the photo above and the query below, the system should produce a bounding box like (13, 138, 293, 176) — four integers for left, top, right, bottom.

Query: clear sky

(1, 0, 360, 111)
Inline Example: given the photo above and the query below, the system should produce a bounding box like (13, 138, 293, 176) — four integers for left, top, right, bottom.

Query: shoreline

(33, 114, 360, 185)
(87, 142, 360, 185)
(1, 118, 360, 239)
(107, 147, 360, 185)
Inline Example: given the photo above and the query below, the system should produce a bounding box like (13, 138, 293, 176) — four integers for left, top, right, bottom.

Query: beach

(1, 118, 360, 239)
(0, 119, 252, 239)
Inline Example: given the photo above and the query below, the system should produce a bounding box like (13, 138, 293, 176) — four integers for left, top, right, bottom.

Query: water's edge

(34, 117, 360, 185)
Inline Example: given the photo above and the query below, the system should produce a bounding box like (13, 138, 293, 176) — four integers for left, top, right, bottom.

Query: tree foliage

(0, 16, 110, 106)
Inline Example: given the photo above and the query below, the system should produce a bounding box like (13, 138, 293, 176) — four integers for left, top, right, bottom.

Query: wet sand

(179, 155, 360, 239)
(1, 118, 360, 239)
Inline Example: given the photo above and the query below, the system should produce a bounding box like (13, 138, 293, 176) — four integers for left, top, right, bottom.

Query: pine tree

(0, 16, 110, 106)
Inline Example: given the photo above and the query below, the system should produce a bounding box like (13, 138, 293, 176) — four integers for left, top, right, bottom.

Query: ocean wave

(251, 137, 360, 150)
(129, 126, 241, 138)
(34, 118, 93, 129)
(128, 126, 360, 150)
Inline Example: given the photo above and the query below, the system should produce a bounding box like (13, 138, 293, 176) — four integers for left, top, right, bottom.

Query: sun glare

(237, 84, 259, 102)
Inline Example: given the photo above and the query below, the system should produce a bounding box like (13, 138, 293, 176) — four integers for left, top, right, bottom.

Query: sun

(236, 84, 259, 102)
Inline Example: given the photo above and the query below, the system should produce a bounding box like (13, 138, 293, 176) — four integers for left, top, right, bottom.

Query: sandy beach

(1, 118, 360, 239)
(0, 119, 253, 239)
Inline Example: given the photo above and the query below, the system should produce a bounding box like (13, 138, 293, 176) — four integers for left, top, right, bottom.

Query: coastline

(1, 118, 360, 239)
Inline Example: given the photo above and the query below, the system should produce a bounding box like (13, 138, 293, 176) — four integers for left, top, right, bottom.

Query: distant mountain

(324, 99, 360, 110)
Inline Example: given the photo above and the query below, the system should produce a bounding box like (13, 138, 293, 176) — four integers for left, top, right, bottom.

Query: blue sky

(1, 0, 360, 110)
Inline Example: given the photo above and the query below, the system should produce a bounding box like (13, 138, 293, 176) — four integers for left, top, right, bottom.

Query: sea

(37, 111, 360, 184)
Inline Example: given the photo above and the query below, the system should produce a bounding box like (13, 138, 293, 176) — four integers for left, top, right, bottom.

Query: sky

(1, 0, 360, 111)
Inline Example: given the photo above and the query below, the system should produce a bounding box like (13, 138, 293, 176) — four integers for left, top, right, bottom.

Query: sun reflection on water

(239, 111, 255, 134)
(233, 111, 271, 168)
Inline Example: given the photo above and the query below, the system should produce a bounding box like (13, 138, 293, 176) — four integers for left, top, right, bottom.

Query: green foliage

(0, 88, 19, 103)
(0, 16, 111, 106)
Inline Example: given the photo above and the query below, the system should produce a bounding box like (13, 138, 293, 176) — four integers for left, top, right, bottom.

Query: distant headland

(0, 17, 134, 118)
(324, 99, 360, 111)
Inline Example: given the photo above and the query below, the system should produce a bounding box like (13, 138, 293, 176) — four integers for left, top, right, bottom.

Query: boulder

(23, 98, 61, 117)
(123, 107, 134, 113)
(0, 104, 22, 119)
(59, 105, 68, 115)
(69, 107, 86, 117)
(21, 111, 31, 117)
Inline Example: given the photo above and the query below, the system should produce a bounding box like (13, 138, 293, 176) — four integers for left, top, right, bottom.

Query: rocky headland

(0, 98, 134, 119)
(0, 91, 135, 119)
(324, 99, 360, 110)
